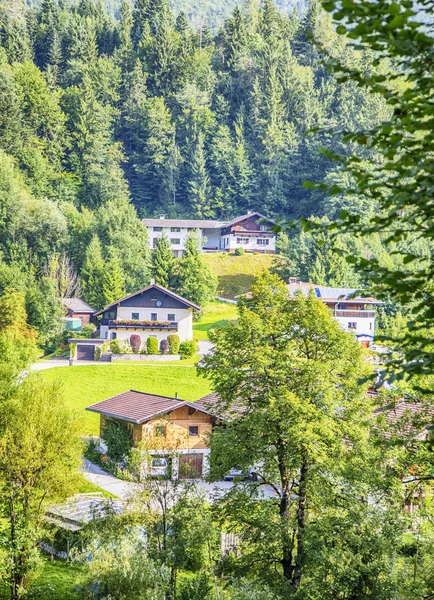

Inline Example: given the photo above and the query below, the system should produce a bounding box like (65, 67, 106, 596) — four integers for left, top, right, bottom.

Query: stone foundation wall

(111, 353, 181, 362)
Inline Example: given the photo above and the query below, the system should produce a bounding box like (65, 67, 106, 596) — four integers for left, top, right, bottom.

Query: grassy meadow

(193, 301, 238, 341)
(38, 364, 212, 436)
(203, 252, 273, 298)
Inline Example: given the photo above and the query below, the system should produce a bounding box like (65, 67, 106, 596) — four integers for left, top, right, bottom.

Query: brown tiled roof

(373, 400, 433, 440)
(225, 212, 276, 227)
(93, 283, 201, 316)
(86, 390, 217, 423)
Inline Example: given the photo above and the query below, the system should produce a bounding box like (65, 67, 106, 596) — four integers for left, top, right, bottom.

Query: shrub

(167, 334, 180, 354)
(130, 334, 141, 353)
(160, 339, 170, 354)
(146, 336, 159, 354)
(95, 346, 102, 361)
(102, 419, 133, 462)
(177, 573, 212, 600)
(81, 324, 95, 338)
(235, 247, 244, 256)
(110, 339, 121, 354)
(179, 339, 198, 359)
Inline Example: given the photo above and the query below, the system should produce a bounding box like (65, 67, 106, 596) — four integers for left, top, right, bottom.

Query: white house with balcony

(287, 281, 381, 347)
(142, 212, 276, 257)
(94, 283, 200, 347)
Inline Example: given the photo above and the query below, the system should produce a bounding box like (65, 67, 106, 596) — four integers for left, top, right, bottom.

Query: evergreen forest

(0, 0, 430, 345)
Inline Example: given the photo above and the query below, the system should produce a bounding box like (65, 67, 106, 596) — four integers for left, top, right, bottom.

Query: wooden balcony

(335, 310, 375, 318)
(101, 319, 178, 331)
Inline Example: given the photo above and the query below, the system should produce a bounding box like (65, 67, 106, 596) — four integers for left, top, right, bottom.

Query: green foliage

(179, 339, 198, 358)
(152, 234, 177, 289)
(234, 247, 244, 256)
(94, 345, 102, 361)
(167, 334, 180, 354)
(201, 272, 401, 592)
(146, 336, 159, 354)
(177, 573, 212, 600)
(110, 338, 121, 354)
(0, 376, 82, 599)
(102, 418, 133, 462)
(178, 232, 217, 307)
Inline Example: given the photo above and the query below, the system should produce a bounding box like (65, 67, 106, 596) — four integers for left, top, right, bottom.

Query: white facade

(334, 312, 375, 339)
(100, 306, 193, 346)
(221, 233, 276, 253)
(143, 213, 276, 256)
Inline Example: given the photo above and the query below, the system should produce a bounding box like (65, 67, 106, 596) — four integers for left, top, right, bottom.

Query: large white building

(287, 281, 381, 347)
(142, 211, 276, 257)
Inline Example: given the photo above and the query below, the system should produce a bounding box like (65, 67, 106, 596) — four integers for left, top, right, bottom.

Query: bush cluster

(179, 339, 199, 359)
(146, 336, 159, 354)
(168, 334, 180, 354)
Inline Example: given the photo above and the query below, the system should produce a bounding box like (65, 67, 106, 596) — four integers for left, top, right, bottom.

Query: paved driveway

(83, 459, 277, 502)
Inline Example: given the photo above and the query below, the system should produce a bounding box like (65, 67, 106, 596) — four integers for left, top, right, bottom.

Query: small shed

(62, 298, 95, 327)
(69, 338, 105, 361)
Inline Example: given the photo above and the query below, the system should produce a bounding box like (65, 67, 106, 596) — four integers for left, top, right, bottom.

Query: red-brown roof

(86, 390, 215, 424)
(93, 283, 201, 316)
(373, 400, 433, 440)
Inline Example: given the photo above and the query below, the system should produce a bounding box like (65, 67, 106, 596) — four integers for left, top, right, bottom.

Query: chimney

(247, 209, 252, 215)
(150, 277, 155, 285)
(288, 277, 297, 284)
(159, 214, 165, 220)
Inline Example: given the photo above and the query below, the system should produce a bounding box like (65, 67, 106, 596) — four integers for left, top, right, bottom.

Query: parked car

(224, 466, 257, 481)
(150, 457, 168, 477)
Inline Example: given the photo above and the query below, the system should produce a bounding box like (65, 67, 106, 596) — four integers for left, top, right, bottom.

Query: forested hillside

(0, 0, 425, 348)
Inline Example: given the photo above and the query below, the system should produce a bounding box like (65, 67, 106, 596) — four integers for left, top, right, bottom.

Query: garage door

(76, 344, 95, 361)
(179, 454, 203, 479)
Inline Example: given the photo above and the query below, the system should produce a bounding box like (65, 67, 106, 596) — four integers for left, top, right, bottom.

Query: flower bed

(112, 319, 175, 327)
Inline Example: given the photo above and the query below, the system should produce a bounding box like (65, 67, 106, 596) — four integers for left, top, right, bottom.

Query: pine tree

(178, 232, 217, 308)
(152, 234, 176, 289)
(81, 235, 106, 310)
(188, 133, 213, 218)
(102, 256, 126, 306)
(132, 0, 149, 45)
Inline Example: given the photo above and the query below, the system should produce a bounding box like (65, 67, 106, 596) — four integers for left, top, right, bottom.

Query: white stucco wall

(223, 234, 276, 253)
(104, 308, 193, 346)
(147, 226, 210, 254)
(335, 316, 375, 338)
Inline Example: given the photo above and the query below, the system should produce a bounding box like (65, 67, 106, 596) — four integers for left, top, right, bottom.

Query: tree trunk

(277, 444, 294, 581)
(292, 460, 308, 590)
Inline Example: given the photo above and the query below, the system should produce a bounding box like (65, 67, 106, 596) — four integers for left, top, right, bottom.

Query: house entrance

(179, 453, 203, 479)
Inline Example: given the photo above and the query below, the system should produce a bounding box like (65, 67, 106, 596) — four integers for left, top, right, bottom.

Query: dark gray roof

(287, 282, 381, 304)
(62, 298, 95, 313)
(93, 283, 201, 316)
(142, 218, 225, 228)
(86, 390, 217, 424)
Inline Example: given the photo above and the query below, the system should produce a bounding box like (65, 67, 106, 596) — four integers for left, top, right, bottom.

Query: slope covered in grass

(203, 253, 273, 299)
(38, 365, 212, 436)
(193, 301, 238, 341)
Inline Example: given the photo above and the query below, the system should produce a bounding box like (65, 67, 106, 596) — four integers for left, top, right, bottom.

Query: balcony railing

(335, 310, 375, 318)
(101, 319, 178, 331)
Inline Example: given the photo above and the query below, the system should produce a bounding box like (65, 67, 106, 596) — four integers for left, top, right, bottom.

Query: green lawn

(30, 558, 82, 599)
(193, 301, 238, 341)
(203, 252, 273, 299)
(38, 364, 212, 436)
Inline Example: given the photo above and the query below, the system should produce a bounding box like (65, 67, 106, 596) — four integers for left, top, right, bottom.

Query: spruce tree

(102, 256, 126, 306)
(152, 234, 176, 289)
(81, 235, 106, 310)
(188, 132, 213, 218)
(178, 232, 217, 308)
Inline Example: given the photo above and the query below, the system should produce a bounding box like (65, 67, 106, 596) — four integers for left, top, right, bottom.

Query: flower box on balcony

(111, 319, 177, 328)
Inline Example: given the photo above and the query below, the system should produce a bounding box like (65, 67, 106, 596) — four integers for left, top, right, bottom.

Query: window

(167, 314, 176, 322)
(189, 426, 199, 437)
(236, 238, 249, 245)
(151, 313, 158, 321)
(153, 226, 163, 232)
(259, 225, 268, 232)
(131, 312, 139, 320)
(155, 425, 166, 437)
(105, 310, 115, 320)
(369, 322, 372, 330)
(171, 227, 181, 232)
(257, 238, 269, 245)
(170, 238, 181, 245)
(348, 322, 357, 330)
(187, 227, 198, 231)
